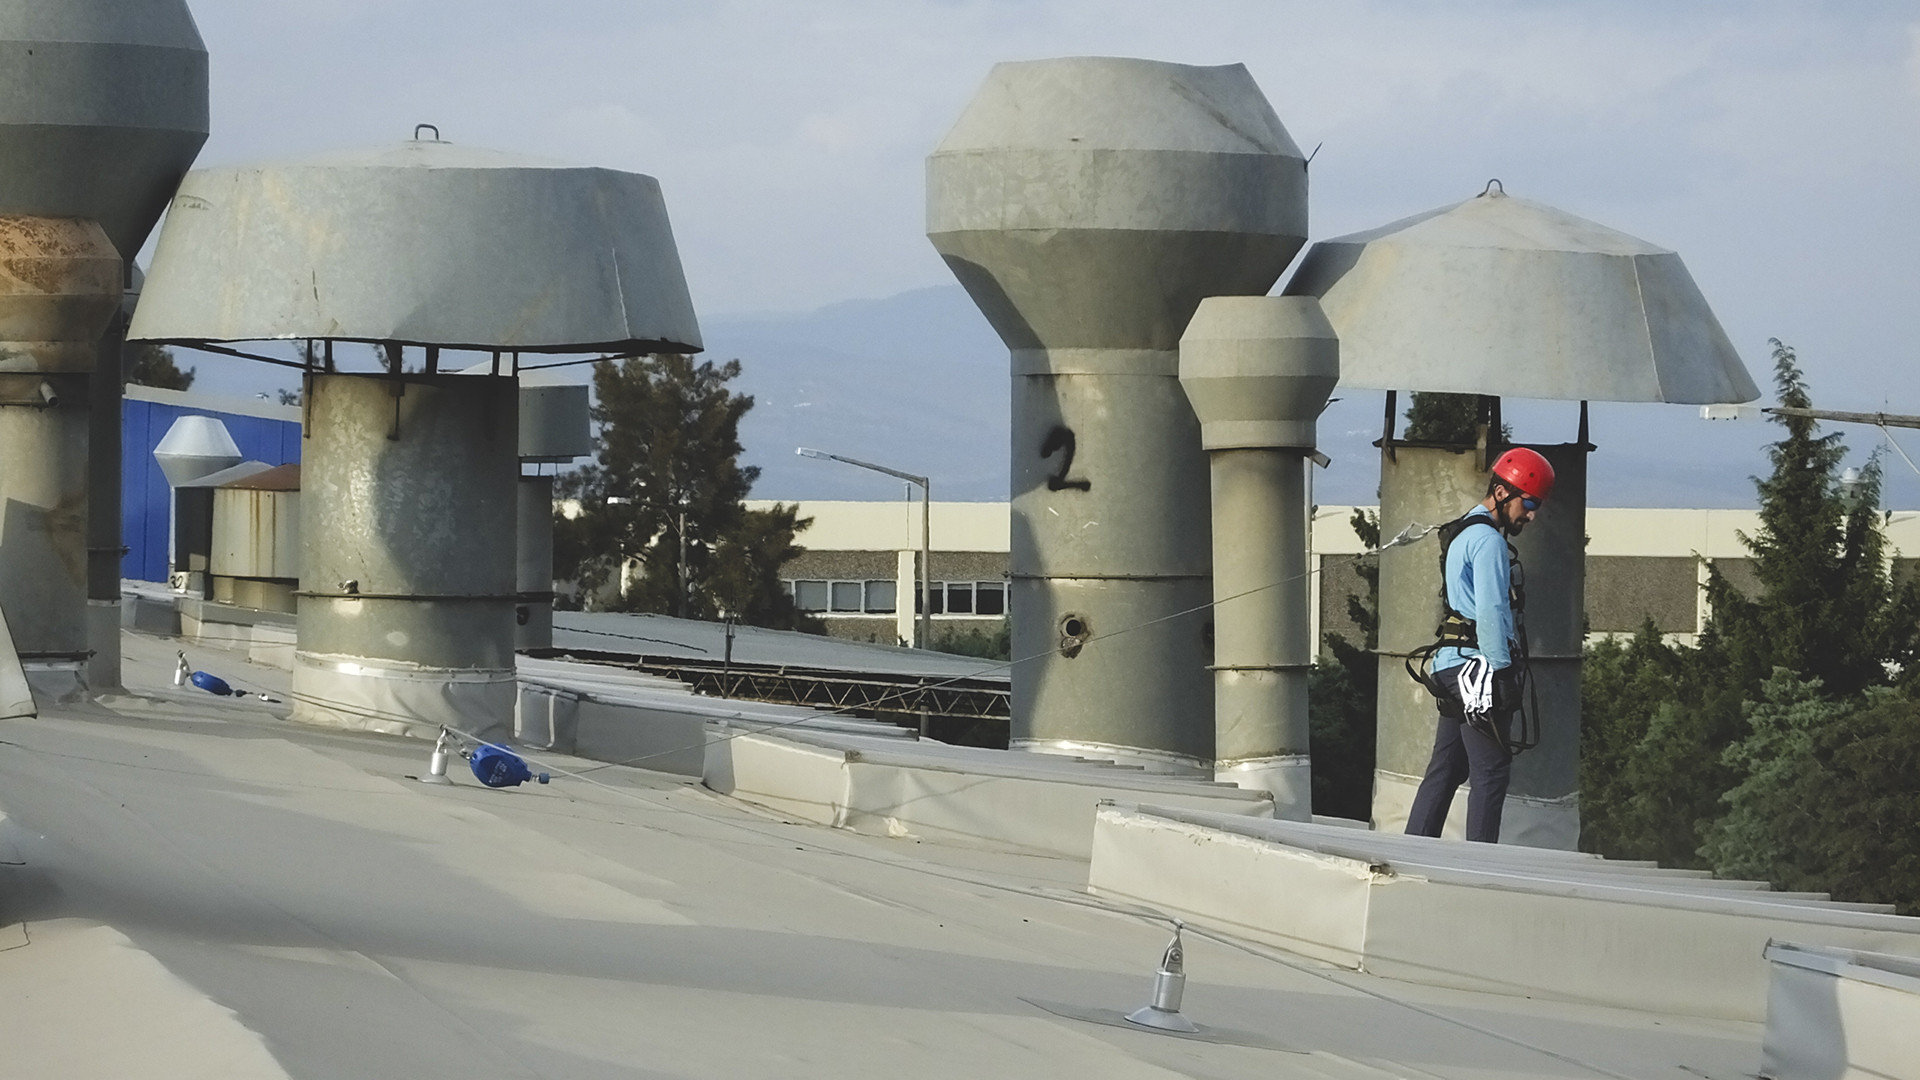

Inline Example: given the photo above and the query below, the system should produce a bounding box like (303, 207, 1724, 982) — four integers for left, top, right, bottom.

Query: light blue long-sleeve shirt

(1433, 507, 1514, 672)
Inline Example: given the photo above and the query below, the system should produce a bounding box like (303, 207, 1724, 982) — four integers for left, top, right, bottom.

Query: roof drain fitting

(1125, 921, 1198, 1033)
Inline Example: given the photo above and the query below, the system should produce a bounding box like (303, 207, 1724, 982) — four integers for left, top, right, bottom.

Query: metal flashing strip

(1020, 998, 1301, 1054)
(0, 602, 35, 719)
(1763, 939, 1920, 992)
(1761, 939, 1920, 1080)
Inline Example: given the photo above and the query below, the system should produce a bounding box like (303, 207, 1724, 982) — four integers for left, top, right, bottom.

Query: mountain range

(177, 283, 1918, 511)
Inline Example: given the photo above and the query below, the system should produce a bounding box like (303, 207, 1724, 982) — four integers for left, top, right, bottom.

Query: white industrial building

(757, 498, 1920, 649)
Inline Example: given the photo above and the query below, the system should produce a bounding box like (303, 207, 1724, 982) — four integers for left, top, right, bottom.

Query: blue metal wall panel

(121, 398, 302, 582)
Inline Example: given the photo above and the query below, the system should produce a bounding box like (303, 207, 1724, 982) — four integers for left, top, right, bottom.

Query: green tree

(1700, 674, 1920, 914)
(1402, 392, 1512, 445)
(1309, 508, 1380, 821)
(554, 354, 812, 628)
(1582, 339, 1920, 874)
(126, 341, 195, 390)
(1702, 341, 1915, 700)
(933, 618, 1011, 661)
(1578, 621, 1693, 856)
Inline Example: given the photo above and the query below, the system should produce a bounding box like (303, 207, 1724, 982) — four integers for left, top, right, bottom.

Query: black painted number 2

(1040, 425, 1091, 492)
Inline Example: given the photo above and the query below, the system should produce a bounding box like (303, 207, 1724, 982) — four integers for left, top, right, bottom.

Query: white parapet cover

(1089, 803, 1920, 1022)
(1762, 941, 1920, 1080)
(705, 728, 1274, 859)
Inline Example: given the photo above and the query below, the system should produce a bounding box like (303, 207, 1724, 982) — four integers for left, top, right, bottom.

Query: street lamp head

(796, 447, 828, 459)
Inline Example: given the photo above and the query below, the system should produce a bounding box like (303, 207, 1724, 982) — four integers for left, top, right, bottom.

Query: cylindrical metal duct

(0, 215, 121, 699)
(1180, 297, 1338, 816)
(1, 1, 210, 695)
(927, 57, 1309, 772)
(291, 373, 519, 740)
(516, 474, 555, 651)
(1373, 441, 1587, 848)
(86, 309, 125, 690)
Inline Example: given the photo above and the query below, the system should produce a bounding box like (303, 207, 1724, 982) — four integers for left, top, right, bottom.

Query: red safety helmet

(1491, 447, 1555, 501)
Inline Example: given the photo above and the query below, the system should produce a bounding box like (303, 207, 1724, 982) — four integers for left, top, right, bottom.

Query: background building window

(794, 580, 829, 612)
(946, 581, 974, 614)
(976, 581, 1005, 616)
(917, 582, 946, 615)
(864, 580, 897, 613)
(830, 580, 863, 612)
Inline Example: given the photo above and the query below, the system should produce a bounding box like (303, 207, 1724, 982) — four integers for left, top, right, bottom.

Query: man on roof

(1404, 447, 1555, 844)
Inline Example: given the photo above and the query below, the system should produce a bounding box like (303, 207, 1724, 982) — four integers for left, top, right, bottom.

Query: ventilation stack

(0, 1, 209, 695)
(130, 135, 699, 739)
(1179, 297, 1338, 816)
(514, 377, 592, 651)
(1285, 184, 1758, 846)
(0, 218, 120, 698)
(927, 57, 1309, 772)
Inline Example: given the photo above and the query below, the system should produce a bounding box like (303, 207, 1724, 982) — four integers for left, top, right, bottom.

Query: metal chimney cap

(128, 141, 702, 355)
(152, 415, 243, 487)
(1283, 186, 1759, 405)
(1179, 296, 1339, 451)
(927, 57, 1310, 351)
(0, 0, 208, 260)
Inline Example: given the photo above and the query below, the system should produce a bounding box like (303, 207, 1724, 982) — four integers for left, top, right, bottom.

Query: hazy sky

(183, 0, 1920, 419)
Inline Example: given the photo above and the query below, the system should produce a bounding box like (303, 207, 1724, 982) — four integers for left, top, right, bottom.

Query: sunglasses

(1521, 497, 1540, 512)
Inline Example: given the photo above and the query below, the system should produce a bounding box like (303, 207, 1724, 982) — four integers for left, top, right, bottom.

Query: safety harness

(1404, 511, 1540, 757)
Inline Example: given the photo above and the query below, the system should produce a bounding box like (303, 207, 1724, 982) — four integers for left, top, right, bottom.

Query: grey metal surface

(0, 0, 208, 693)
(515, 475, 554, 651)
(1283, 185, 1758, 404)
(928, 57, 1308, 771)
(0, 216, 121, 667)
(1372, 444, 1584, 848)
(1180, 297, 1337, 815)
(129, 137, 702, 354)
(85, 316, 124, 690)
(209, 487, 299, 581)
(0, 0, 208, 262)
(518, 383, 591, 462)
(291, 374, 518, 734)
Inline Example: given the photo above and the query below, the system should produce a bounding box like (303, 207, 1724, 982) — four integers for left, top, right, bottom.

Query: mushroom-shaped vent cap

(129, 138, 702, 355)
(0, 0, 208, 260)
(928, 57, 1309, 351)
(1179, 296, 1339, 451)
(1283, 186, 1758, 404)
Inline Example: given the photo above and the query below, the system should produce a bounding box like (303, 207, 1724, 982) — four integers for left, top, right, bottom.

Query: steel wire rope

(411, 720, 1636, 1080)
(122, 620, 1630, 1078)
(553, 520, 1441, 774)
(168, 520, 1439, 784)
(1881, 423, 1920, 480)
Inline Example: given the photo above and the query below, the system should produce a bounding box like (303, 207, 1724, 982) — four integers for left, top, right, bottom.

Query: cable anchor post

(419, 727, 455, 785)
(1125, 919, 1199, 1033)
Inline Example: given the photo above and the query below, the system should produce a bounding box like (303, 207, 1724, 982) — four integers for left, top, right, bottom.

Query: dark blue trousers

(1405, 666, 1512, 843)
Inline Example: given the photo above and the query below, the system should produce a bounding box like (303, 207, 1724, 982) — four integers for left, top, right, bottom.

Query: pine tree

(1309, 508, 1380, 820)
(1583, 339, 1920, 874)
(126, 341, 195, 390)
(554, 354, 813, 627)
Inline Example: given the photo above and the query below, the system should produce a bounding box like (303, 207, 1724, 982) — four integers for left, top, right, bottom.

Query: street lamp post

(797, 447, 931, 649)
